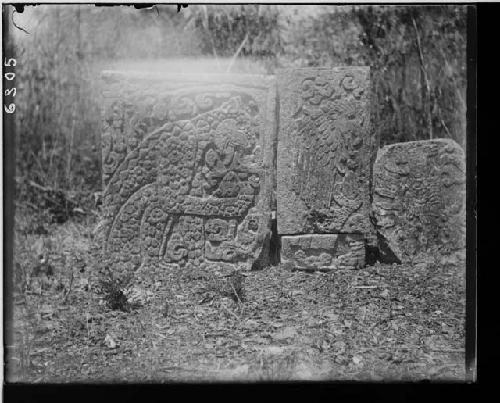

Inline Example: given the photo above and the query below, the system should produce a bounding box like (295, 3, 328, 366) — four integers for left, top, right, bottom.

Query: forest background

(11, 4, 467, 220)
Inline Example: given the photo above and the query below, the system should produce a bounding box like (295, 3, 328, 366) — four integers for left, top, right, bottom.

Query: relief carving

(280, 234, 366, 271)
(277, 67, 373, 235)
(372, 139, 466, 264)
(100, 72, 275, 280)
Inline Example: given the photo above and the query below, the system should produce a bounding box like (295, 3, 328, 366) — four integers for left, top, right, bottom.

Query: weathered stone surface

(280, 234, 365, 271)
(100, 71, 276, 280)
(372, 139, 466, 264)
(277, 67, 373, 235)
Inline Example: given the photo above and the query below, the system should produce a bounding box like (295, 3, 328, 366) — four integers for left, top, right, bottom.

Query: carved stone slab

(100, 71, 276, 281)
(281, 234, 365, 271)
(372, 139, 466, 264)
(277, 67, 372, 235)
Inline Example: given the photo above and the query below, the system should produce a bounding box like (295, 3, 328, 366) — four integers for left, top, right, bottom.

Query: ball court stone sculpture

(100, 71, 276, 281)
(277, 67, 373, 270)
(372, 138, 466, 264)
(99, 67, 463, 276)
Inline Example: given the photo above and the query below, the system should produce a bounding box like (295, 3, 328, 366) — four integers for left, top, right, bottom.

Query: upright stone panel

(372, 139, 466, 264)
(277, 67, 372, 235)
(100, 71, 276, 281)
(276, 67, 372, 270)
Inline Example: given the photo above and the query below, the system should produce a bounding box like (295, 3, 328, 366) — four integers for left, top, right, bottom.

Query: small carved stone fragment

(280, 234, 366, 271)
(372, 139, 466, 264)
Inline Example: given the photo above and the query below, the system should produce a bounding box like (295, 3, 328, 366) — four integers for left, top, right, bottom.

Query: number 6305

(4, 57, 16, 114)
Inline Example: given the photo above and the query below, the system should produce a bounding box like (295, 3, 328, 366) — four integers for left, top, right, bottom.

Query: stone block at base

(280, 234, 365, 271)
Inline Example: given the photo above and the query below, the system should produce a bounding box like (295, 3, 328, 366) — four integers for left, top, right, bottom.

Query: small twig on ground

(27, 180, 51, 192)
(161, 366, 198, 372)
(429, 348, 464, 353)
(15, 200, 39, 211)
(221, 304, 240, 321)
(229, 279, 243, 305)
(62, 268, 74, 303)
(353, 286, 379, 289)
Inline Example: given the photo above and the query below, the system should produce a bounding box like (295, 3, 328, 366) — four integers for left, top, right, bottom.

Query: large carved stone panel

(281, 234, 365, 271)
(372, 139, 466, 264)
(99, 71, 276, 281)
(277, 67, 372, 235)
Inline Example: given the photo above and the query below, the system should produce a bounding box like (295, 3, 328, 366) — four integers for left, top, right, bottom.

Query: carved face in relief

(215, 171, 241, 198)
(199, 114, 259, 200)
(205, 148, 218, 168)
(247, 216, 259, 232)
(205, 218, 237, 242)
(214, 119, 248, 155)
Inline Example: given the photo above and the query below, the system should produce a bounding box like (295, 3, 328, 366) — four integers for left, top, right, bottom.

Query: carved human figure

(100, 72, 275, 280)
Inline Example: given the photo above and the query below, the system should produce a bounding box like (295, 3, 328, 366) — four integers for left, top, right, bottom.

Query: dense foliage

(12, 4, 467, 207)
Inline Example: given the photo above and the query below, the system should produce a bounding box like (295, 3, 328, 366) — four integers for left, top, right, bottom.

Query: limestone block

(280, 234, 365, 271)
(99, 71, 277, 280)
(277, 67, 373, 235)
(372, 139, 466, 264)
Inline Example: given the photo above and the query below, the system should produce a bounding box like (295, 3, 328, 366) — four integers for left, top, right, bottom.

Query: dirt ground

(8, 212, 466, 382)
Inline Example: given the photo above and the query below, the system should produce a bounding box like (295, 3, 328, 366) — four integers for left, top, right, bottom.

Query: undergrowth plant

(208, 271, 246, 303)
(97, 268, 133, 312)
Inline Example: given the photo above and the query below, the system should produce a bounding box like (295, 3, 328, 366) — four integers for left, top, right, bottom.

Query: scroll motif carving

(100, 72, 275, 280)
(277, 67, 373, 235)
